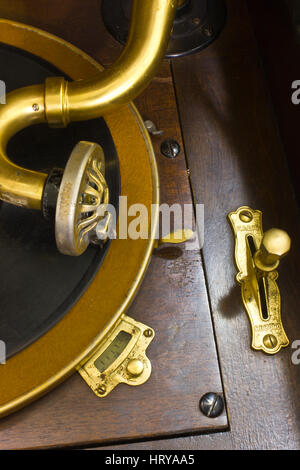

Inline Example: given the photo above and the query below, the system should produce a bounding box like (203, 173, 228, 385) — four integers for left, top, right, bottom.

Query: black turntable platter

(0, 44, 120, 359)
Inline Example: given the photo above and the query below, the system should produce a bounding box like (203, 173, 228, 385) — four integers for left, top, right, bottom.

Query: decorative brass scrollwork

(55, 141, 110, 256)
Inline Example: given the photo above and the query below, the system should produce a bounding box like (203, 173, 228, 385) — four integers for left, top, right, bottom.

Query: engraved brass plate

(78, 315, 154, 396)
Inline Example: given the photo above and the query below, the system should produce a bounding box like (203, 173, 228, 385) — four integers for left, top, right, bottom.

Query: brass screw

(32, 103, 39, 112)
(263, 334, 278, 350)
(144, 329, 153, 338)
(97, 385, 106, 395)
(239, 210, 253, 223)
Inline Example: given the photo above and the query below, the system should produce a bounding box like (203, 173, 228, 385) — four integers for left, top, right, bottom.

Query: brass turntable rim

(0, 19, 159, 417)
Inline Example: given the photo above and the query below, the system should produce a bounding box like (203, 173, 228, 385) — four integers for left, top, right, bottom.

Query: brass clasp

(228, 206, 290, 354)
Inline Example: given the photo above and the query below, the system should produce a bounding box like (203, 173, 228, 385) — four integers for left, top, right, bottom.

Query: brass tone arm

(0, 0, 178, 209)
(0, 85, 47, 209)
(60, 0, 178, 123)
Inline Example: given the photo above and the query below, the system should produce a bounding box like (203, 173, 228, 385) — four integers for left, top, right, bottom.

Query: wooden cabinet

(0, 0, 299, 449)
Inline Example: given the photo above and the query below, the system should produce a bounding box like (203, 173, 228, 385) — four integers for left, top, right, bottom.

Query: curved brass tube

(0, 0, 177, 209)
(0, 86, 47, 209)
(67, 0, 177, 121)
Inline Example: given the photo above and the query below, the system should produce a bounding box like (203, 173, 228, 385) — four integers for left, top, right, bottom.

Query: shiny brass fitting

(253, 228, 291, 272)
(45, 77, 69, 127)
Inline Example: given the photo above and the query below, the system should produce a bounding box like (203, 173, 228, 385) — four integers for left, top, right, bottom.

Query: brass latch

(78, 315, 154, 397)
(228, 206, 291, 354)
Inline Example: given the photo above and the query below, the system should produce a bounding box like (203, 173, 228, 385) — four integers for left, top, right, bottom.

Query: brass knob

(254, 228, 291, 272)
(126, 359, 144, 377)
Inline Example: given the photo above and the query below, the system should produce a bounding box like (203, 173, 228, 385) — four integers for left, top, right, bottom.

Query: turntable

(0, 0, 299, 451)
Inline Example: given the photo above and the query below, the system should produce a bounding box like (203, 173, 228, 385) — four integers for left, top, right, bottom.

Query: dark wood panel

(105, 0, 300, 451)
(0, 1, 227, 449)
(94, 433, 233, 450)
(247, 0, 300, 202)
(172, 0, 300, 450)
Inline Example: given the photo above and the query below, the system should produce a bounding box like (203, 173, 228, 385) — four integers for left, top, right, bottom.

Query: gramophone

(0, 0, 227, 418)
(0, 1, 295, 451)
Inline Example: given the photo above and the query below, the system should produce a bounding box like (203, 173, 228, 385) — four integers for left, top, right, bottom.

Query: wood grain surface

(0, 0, 227, 449)
(171, 0, 300, 450)
(247, 0, 300, 203)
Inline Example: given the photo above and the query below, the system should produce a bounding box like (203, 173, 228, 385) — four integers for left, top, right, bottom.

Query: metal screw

(160, 139, 181, 158)
(199, 392, 224, 418)
(239, 210, 253, 223)
(32, 103, 39, 112)
(97, 385, 106, 395)
(144, 329, 153, 338)
(263, 334, 278, 350)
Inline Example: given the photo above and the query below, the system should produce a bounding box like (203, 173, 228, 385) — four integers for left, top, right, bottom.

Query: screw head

(160, 139, 181, 159)
(199, 392, 224, 418)
(97, 385, 106, 395)
(144, 328, 153, 338)
(263, 334, 278, 350)
(239, 210, 253, 223)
